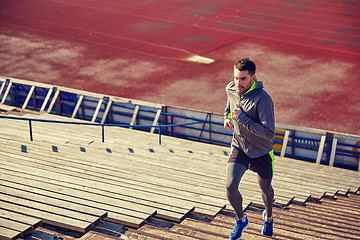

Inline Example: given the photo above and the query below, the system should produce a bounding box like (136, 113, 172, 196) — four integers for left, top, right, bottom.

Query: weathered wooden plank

(0, 226, 21, 240)
(0, 193, 100, 225)
(0, 185, 108, 220)
(105, 212, 152, 229)
(0, 200, 92, 233)
(0, 218, 32, 238)
(0, 209, 41, 229)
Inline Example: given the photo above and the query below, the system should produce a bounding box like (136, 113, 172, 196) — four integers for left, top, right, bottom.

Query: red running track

(0, 0, 359, 135)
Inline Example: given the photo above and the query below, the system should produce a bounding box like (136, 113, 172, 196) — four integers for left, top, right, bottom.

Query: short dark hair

(234, 58, 256, 76)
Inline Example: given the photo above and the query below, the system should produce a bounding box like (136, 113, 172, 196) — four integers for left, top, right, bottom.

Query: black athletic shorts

(228, 146, 274, 179)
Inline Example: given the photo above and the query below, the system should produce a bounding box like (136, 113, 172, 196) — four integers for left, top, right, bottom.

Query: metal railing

(0, 115, 205, 145)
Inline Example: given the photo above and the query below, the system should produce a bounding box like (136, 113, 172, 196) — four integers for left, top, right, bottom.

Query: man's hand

(224, 119, 233, 130)
(231, 104, 242, 121)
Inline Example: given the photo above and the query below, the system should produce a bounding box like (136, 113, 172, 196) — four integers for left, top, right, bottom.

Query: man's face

(234, 67, 255, 94)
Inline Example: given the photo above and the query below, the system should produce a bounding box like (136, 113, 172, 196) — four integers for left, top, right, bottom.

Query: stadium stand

(0, 106, 359, 239)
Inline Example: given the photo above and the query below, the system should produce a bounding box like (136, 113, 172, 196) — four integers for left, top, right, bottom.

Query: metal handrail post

(159, 127, 161, 145)
(102, 125, 105, 143)
(28, 119, 33, 141)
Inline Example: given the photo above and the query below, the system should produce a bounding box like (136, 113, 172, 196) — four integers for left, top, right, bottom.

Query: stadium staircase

(0, 107, 359, 240)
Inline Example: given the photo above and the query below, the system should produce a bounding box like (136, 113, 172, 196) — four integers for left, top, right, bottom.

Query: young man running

(224, 58, 275, 239)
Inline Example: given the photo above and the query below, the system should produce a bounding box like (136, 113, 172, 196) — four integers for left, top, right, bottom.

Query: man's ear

(252, 74, 256, 81)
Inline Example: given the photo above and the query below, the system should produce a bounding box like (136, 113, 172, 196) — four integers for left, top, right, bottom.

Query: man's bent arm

(236, 99, 275, 140)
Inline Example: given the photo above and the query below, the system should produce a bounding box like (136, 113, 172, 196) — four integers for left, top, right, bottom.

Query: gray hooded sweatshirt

(224, 80, 275, 158)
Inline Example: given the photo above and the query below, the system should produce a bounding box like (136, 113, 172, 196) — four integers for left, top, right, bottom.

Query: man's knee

(262, 186, 274, 197)
(226, 181, 239, 194)
(226, 163, 247, 190)
(259, 178, 274, 195)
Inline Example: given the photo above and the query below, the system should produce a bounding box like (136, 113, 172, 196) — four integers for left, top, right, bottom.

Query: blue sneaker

(229, 214, 249, 240)
(262, 210, 273, 236)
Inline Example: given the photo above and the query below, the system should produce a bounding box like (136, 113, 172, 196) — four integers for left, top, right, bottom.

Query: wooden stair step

(0, 199, 94, 233)
(0, 142, 226, 219)
(0, 218, 33, 239)
(0, 153, 197, 221)
(0, 226, 22, 240)
(0, 166, 159, 227)
(0, 209, 41, 240)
